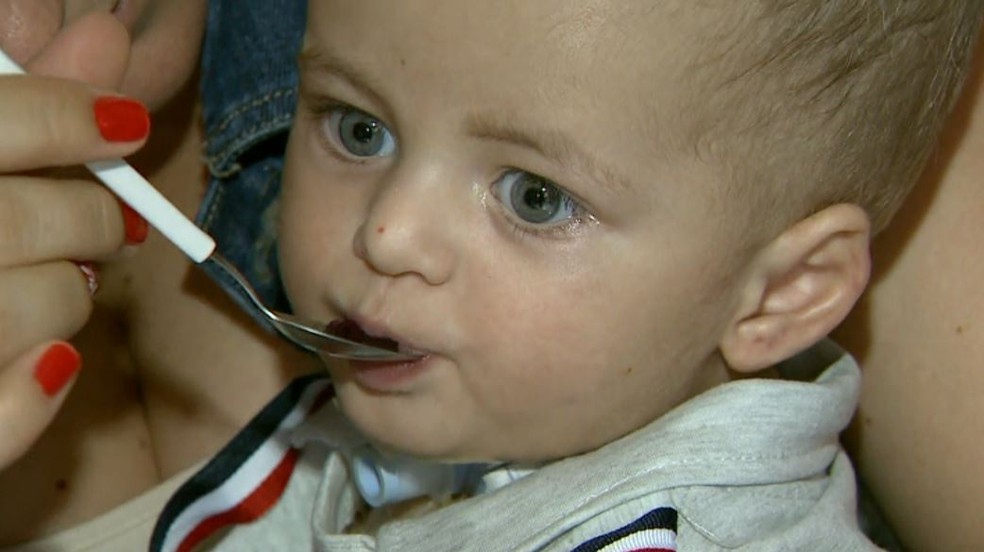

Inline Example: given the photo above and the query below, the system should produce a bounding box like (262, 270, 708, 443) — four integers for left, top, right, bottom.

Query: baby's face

(0, 0, 205, 108)
(280, 0, 756, 461)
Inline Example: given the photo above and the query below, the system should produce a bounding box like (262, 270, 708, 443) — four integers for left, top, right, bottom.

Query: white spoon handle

(0, 48, 216, 263)
(85, 159, 216, 262)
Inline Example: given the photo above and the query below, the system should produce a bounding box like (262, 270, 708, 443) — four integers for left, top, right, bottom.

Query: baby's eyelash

(302, 95, 394, 165)
(493, 172, 594, 240)
(302, 96, 349, 160)
(506, 208, 591, 240)
(302, 93, 344, 117)
(300, 95, 596, 240)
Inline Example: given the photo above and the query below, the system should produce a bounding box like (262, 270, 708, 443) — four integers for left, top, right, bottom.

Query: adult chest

(0, 102, 311, 544)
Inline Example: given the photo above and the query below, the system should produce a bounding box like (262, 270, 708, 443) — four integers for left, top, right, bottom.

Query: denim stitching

(209, 88, 295, 138)
(202, 88, 295, 177)
(206, 113, 293, 178)
(200, 176, 227, 232)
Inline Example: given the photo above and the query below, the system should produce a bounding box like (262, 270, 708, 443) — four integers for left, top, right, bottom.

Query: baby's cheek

(276, 221, 325, 314)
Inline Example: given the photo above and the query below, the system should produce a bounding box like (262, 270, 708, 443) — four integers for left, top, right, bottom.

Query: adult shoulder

(834, 30, 984, 552)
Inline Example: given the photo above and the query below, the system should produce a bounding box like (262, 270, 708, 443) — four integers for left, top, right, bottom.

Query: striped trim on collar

(572, 507, 678, 552)
(150, 374, 332, 552)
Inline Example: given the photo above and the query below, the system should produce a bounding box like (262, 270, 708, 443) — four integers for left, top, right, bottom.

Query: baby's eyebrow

(465, 113, 633, 196)
(297, 47, 633, 197)
(296, 47, 387, 110)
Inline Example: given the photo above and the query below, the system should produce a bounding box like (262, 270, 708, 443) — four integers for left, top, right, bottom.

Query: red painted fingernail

(120, 202, 148, 245)
(34, 343, 81, 397)
(93, 96, 150, 142)
(75, 261, 99, 296)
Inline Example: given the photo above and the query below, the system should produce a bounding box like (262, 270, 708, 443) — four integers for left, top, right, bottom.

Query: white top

(2, 463, 200, 552)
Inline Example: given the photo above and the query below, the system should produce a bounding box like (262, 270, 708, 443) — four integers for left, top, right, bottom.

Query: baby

(152, 0, 983, 550)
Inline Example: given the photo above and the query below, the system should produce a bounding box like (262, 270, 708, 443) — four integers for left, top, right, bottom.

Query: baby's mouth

(326, 319, 401, 353)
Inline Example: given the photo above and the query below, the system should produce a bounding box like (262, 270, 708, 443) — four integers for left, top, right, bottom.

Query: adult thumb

(0, 342, 81, 470)
(25, 12, 131, 91)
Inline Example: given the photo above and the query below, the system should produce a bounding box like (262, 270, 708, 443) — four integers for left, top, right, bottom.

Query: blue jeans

(195, 0, 306, 332)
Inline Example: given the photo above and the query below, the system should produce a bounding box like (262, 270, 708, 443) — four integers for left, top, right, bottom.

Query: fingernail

(120, 202, 148, 245)
(75, 261, 99, 296)
(93, 96, 150, 142)
(34, 343, 81, 397)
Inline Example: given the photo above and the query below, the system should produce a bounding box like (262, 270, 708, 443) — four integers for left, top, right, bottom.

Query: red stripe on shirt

(176, 448, 299, 552)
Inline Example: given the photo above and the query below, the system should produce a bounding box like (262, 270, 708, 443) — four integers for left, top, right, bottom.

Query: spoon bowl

(208, 255, 422, 362)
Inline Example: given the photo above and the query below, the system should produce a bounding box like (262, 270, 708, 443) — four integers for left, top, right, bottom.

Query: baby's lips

(326, 319, 401, 352)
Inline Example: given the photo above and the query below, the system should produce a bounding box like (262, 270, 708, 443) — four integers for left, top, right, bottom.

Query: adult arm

(834, 29, 984, 552)
(0, 14, 143, 469)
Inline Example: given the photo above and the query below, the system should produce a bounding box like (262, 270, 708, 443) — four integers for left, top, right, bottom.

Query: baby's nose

(0, 0, 62, 65)
(353, 181, 460, 286)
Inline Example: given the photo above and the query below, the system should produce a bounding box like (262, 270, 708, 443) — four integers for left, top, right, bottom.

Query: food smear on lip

(326, 319, 401, 352)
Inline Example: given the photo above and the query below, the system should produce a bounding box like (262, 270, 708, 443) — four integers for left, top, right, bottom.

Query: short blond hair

(685, 1, 983, 235)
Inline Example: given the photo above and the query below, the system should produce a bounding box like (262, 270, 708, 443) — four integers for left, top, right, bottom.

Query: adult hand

(0, 12, 147, 469)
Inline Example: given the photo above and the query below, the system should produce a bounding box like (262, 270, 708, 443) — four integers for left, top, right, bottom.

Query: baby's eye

(323, 108, 396, 158)
(493, 170, 582, 226)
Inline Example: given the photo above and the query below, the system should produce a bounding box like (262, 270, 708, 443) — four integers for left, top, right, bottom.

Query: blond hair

(685, 1, 983, 235)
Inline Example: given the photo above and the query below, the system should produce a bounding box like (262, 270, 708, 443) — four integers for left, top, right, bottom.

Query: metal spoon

(1, 48, 422, 363)
(207, 254, 421, 362)
(91, 163, 422, 363)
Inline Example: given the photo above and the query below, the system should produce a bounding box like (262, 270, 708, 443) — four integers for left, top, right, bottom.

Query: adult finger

(0, 178, 129, 266)
(24, 11, 131, 91)
(0, 0, 62, 66)
(0, 75, 149, 172)
(0, 341, 81, 470)
(0, 262, 92, 368)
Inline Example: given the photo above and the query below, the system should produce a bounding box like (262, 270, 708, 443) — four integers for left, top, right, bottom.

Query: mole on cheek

(377, 226, 386, 234)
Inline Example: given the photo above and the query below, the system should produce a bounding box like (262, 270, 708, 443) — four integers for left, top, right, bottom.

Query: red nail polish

(34, 343, 81, 397)
(93, 96, 150, 142)
(120, 202, 148, 245)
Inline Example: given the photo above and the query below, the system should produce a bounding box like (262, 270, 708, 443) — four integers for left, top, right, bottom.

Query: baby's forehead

(457, 3, 719, 153)
(307, 0, 720, 103)
(305, 0, 745, 193)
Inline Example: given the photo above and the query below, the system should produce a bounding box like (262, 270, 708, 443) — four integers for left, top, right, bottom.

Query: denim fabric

(195, 0, 306, 332)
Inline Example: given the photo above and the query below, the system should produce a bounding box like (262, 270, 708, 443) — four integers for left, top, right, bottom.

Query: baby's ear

(720, 204, 870, 373)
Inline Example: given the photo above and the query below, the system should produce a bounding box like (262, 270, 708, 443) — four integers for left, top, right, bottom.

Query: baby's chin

(341, 407, 587, 465)
(335, 387, 494, 462)
(343, 409, 475, 462)
(332, 370, 612, 463)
